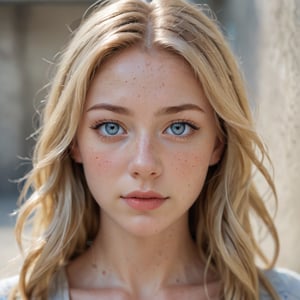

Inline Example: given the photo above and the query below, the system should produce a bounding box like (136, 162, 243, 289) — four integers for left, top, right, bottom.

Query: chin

(122, 216, 168, 238)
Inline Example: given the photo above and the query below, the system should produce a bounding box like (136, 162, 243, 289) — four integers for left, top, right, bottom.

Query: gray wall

(0, 3, 91, 195)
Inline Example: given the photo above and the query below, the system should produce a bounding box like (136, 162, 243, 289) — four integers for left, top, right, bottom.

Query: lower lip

(122, 197, 166, 211)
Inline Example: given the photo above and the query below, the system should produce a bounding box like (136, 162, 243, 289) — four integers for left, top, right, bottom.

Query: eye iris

(171, 123, 185, 135)
(105, 123, 119, 135)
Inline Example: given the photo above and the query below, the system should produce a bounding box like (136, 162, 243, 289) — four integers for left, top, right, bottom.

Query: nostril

(131, 169, 160, 179)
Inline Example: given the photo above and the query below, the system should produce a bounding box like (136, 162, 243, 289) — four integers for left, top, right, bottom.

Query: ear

(209, 137, 224, 166)
(70, 140, 83, 163)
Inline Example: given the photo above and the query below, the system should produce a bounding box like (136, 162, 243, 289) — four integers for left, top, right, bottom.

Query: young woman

(1, 0, 300, 299)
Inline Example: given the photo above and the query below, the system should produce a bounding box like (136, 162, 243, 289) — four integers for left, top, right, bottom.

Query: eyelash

(90, 119, 200, 139)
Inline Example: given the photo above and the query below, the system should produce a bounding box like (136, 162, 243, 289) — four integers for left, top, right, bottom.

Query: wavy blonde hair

(12, 0, 279, 299)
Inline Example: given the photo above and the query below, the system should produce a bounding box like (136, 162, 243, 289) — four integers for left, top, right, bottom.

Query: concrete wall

(255, 0, 300, 272)
(0, 3, 91, 195)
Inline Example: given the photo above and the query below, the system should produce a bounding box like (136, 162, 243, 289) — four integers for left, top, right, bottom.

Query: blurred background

(0, 0, 299, 278)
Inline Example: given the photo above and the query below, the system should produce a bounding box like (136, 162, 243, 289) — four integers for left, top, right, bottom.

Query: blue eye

(98, 122, 125, 136)
(165, 122, 198, 136)
(170, 123, 187, 135)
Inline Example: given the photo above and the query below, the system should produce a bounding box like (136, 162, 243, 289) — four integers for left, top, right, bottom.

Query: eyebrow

(156, 104, 205, 115)
(86, 103, 205, 115)
(86, 103, 132, 115)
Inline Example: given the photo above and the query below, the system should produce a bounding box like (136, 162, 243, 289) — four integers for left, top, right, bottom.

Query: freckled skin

(73, 46, 223, 238)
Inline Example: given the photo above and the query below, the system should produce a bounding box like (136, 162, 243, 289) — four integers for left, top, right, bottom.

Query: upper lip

(121, 191, 168, 199)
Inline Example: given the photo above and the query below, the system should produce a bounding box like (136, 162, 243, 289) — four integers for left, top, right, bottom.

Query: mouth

(121, 191, 169, 211)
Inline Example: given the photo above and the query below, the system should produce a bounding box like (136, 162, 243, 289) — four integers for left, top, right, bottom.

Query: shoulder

(0, 276, 18, 300)
(0, 267, 69, 300)
(260, 268, 300, 300)
(49, 267, 69, 300)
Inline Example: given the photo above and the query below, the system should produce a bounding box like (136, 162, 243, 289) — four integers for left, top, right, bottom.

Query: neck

(89, 212, 204, 295)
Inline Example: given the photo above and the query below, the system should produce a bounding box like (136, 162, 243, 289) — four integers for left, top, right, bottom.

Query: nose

(128, 135, 162, 180)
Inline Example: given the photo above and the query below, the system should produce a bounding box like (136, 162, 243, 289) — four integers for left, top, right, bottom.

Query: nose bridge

(129, 132, 162, 178)
(134, 133, 157, 167)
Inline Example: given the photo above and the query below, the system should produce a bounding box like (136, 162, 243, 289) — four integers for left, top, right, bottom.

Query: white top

(1, 268, 300, 299)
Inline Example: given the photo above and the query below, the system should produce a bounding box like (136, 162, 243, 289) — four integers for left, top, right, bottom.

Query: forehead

(85, 46, 212, 113)
(97, 46, 195, 80)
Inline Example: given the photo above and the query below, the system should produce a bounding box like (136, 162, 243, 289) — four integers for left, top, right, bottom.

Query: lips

(121, 191, 168, 211)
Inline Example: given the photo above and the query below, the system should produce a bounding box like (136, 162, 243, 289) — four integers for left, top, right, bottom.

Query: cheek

(95, 156, 113, 172)
(82, 148, 117, 176)
(170, 151, 211, 198)
(171, 151, 209, 176)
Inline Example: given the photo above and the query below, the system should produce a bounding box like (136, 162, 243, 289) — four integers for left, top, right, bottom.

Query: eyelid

(166, 119, 200, 130)
(90, 119, 126, 130)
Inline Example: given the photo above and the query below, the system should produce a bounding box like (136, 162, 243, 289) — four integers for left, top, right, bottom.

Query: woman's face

(73, 47, 223, 237)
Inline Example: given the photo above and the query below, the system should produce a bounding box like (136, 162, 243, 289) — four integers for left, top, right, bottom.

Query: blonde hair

(13, 0, 279, 299)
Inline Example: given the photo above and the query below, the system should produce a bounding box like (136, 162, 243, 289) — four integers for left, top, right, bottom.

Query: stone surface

(255, 0, 300, 272)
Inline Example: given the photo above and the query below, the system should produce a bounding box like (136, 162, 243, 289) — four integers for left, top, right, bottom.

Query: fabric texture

(1, 268, 300, 299)
(260, 269, 300, 300)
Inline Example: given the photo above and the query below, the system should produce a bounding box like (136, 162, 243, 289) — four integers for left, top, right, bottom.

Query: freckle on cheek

(93, 155, 113, 170)
(99, 160, 112, 166)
